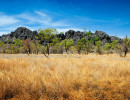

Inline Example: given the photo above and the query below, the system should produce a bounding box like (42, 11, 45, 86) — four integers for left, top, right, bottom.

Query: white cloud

(35, 11, 47, 17)
(0, 11, 71, 35)
(0, 15, 19, 26)
(57, 28, 83, 33)
(0, 32, 10, 36)
(34, 11, 69, 27)
(13, 11, 69, 27)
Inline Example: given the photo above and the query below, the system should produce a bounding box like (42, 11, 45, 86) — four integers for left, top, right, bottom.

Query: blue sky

(0, 0, 130, 38)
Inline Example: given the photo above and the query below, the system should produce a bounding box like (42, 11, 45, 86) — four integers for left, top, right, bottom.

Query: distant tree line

(0, 28, 130, 57)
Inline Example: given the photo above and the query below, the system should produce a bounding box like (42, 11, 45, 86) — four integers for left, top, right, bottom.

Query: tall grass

(0, 54, 130, 100)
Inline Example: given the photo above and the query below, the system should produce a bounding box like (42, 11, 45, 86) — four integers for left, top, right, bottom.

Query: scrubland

(0, 54, 130, 100)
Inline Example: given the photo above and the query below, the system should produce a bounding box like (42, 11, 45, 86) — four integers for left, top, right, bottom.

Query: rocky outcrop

(56, 33, 65, 40)
(63, 30, 122, 44)
(110, 36, 123, 43)
(0, 27, 123, 44)
(65, 30, 84, 43)
(0, 27, 38, 43)
(94, 31, 111, 43)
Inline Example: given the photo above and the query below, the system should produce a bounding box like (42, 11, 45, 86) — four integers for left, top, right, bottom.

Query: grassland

(0, 54, 130, 100)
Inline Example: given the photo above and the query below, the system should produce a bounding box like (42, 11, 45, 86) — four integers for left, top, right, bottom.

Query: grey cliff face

(65, 30, 84, 43)
(94, 31, 111, 43)
(0, 27, 38, 43)
(56, 33, 65, 40)
(0, 27, 123, 44)
(63, 30, 122, 44)
(110, 36, 123, 43)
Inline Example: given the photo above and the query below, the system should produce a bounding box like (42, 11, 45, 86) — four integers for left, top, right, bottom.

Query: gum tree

(95, 41, 102, 55)
(38, 28, 58, 55)
(61, 39, 74, 54)
(80, 38, 92, 55)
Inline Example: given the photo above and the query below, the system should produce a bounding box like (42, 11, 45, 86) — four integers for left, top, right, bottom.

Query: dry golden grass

(0, 54, 130, 100)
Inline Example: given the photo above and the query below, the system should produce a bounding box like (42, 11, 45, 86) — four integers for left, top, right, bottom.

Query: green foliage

(119, 36, 130, 57)
(0, 42, 6, 47)
(38, 28, 58, 42)
(95, 41, 102, 47)
(94, 36, 100, 41)
(95, 41, 102, 54)
(38, 28, 58, 55)
(80, 38, 87, 44)
(124, 36, 130, 46)
(76, 40, 84, 54)
(41, 46, 47, 54)
(13, 39, 22, 46)
(91, 36, 100, 45)
(69, 46, 77, 53)
(61, 39, 74, 53)
(110, 40, 119, 50)
(34, 40, 42, 54)
(0, 42, 6, 53)
(66, 39, 74, 50)
(85, 40, 92, 54)
(87, 31, 91, 36)
(60, 32, 64, 34)
(76, 38, 92, 54)
(104, 43, 112, 54)
(52, 37, 59, 46)
(104, 43, 111, 51)
(84, 31, 91, 37)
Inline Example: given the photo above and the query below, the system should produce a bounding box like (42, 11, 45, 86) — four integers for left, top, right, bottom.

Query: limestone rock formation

(110, 36, 123, 43)
(0, 27, 123, 44)
(0, 27, 38, 43)
(65, 30, 84, 43)
(63, 30, 122, 44)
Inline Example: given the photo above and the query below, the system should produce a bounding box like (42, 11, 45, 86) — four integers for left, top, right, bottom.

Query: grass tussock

(0, 54, 130, 100)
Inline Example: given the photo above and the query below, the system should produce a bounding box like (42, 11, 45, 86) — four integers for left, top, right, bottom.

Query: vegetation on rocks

(0, 27, 129, 57)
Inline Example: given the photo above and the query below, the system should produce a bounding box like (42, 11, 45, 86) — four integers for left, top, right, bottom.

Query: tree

(52, 37, 59, 46)
(51, 37, 60, 53)
(34, 40, 42, 54)
(120, 36, 130, 57)
(85, 40, 92, 55)
(110, 40, 119, 53)
(104, 43, 111, 54)
(61, 39, 74, 54)
(0, 42, 6, 53)
(95, 41, 102, 55)
(38, 28, 58, 55)
(79, 38, 92, 55)
(60, 32, 64, 34)
(13, 39, 22, 46)
(23, 38, 35, 54)
(91, 36, 100, 45)
(84, 31, 91, 37)
(76, 40, 84, 54)
(13, 39, 22, 53)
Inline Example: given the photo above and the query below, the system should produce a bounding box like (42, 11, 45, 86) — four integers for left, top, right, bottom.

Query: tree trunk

(65, 41, 68, 54)
(47, 44, 49, 55)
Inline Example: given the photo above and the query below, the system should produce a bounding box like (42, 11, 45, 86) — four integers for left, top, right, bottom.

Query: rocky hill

(58, 30, 123, 44)
(0, 27, 38, 43)
(0, 27, 123, 44)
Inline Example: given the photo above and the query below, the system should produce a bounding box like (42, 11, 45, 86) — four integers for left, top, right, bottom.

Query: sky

(0, 0, 130, 38)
